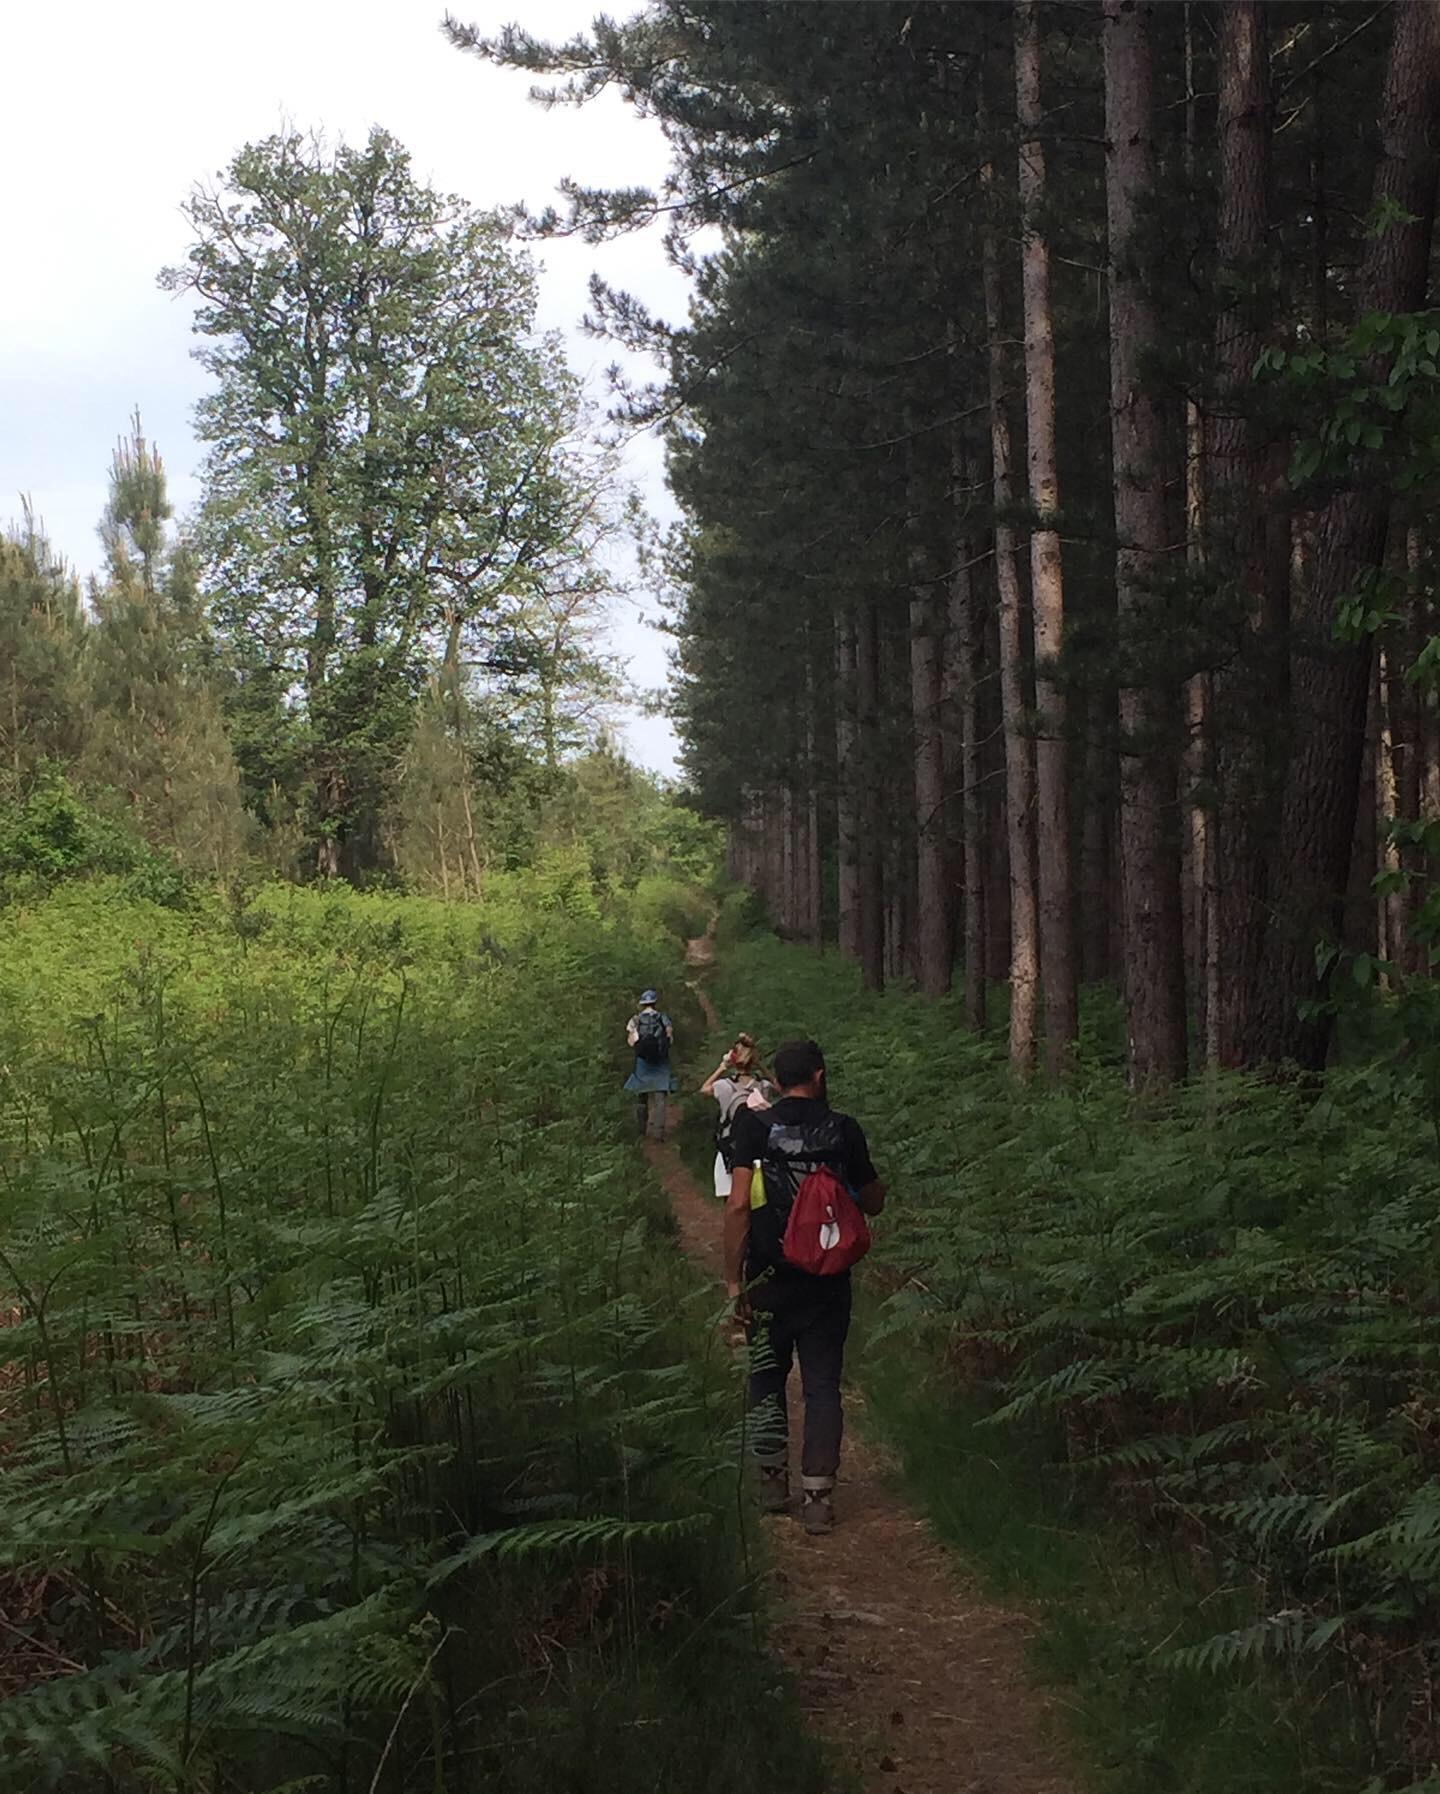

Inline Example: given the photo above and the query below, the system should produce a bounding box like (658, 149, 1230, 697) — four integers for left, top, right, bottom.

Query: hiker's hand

(727, 1282, 752, 1326)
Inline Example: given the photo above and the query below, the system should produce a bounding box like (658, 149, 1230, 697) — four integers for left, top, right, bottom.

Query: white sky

(1, 0, 688, 774)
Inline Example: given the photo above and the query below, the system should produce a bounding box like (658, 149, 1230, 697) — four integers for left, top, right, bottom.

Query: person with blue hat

(624, 988, 676, 1139)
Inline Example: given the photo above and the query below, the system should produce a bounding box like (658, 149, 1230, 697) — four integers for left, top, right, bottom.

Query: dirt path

(642, 939, 1076, 1794)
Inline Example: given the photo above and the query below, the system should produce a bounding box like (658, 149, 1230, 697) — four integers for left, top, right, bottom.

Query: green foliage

(79, 416, 250, 877)
(709, 934, 1440, 1787)
(0, 513, 85, 799)
(1265, 310, 1440, 493)
(167, 127, 622, 879)
(0, 885, 823, 1793)
(0, 774, 192, 906)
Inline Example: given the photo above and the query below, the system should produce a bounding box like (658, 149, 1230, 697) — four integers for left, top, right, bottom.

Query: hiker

(624, 988, 676, 1140)
(700, 1033, 772, 1199)
(725, 1038, 886, 1535)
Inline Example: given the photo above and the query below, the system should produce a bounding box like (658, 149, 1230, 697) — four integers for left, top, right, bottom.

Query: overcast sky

(1, 0, 688, 774)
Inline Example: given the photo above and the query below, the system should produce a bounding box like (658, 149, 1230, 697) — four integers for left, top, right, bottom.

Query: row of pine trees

(479, 0, 1440, 1083)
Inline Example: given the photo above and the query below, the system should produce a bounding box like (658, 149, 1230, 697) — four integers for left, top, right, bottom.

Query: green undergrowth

(705, 931, 1440, 1793)
(0, 876, 826, 1793)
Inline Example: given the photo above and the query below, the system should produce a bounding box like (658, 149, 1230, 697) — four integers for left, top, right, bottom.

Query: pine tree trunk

(835, 613, 862, 961)
(1182, 2, 1215, 1064)
(1379, 649, 1405, 981)
(1396, 530, 1425, 974)
(982, 158, 1039, 1078)
(1104, 0, 1189, 1086)
(950, 509, 988, 1032)
(1345, 668, 1382, 961)
(1016, 0, 1078, 1079)
(855, 597, 886, 991)
(986, 794, 1013, 983)
(911, 524, 951, 997)
(1251, 0, 1440, 1065)
(1207, 0, 1279, 1069)
(806, 781, 823, 949)
(1080, 692, 1114, 985)
(781, 785, 796, 936)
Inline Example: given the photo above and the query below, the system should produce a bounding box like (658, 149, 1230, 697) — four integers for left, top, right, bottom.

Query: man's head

(773, 1038, 825, 1097)
(638, 988, 659, 1007)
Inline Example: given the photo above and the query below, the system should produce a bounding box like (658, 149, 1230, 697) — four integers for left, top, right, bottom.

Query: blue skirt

(624, 1055, 677, 1094)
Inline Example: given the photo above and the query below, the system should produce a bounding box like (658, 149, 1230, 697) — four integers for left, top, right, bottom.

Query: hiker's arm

(724, 1169, 752, 1298)
(854, 1177, 887, 1216)
(847, 1120, 886, 1215)
(699, 1062, 729, 1097)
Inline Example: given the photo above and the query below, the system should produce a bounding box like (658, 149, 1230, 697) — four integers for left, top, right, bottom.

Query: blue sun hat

(639, 988, 659, 1005)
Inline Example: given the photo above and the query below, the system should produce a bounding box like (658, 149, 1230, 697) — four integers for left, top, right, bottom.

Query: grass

(860, 1348, 1346, 1794)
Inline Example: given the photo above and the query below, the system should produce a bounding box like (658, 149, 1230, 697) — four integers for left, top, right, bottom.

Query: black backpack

(746, 1110, 852, 1274)
(635, 1009, 670, 1065)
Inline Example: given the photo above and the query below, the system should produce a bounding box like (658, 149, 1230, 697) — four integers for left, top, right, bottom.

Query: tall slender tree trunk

(911, 518, 952, 997)
(1182, 0, 1216, 1065)
(783, 786, 797, 936)
(949, 491, 988, 1032)
(1390, 527, 1426, 974)
(802, 682, 824, 949)
(1378, 649, 1405, 981)
(1251, 0, 1440, 1065)
(1079, 693, 1114, 984)
(1207, 0, 1278, 1068)
(835, 612, 862, 961)
(855, 596, 886, 991)
(982, 156, 1039, 1077)
(806, 783, 823, 950)
(1016, 0, 1077, 1078)
(1104, 0, 1189, 1086)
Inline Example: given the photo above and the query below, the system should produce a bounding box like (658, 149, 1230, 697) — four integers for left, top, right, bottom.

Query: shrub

(0, 773, 192, 907)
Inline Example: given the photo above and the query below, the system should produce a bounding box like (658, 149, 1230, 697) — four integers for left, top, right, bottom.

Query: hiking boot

(758, 1464, 791, 1515)
(801, 1487, 835, 1535)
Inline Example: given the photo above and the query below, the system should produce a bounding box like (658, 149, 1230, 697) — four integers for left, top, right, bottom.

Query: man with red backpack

(725, 1039, 887, 1534)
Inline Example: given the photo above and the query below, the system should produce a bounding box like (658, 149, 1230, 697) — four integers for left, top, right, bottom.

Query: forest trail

(639, 939, 1076, 1794)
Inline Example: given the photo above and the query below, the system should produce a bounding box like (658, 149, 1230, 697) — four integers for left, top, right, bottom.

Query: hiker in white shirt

(700, 1032, 771, 1198)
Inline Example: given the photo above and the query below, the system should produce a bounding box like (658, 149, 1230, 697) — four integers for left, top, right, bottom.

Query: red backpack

(781, 1165, 871, 1276)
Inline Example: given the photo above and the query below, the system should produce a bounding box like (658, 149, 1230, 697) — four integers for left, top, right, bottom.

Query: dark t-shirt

(731, 1096, 879, 1280)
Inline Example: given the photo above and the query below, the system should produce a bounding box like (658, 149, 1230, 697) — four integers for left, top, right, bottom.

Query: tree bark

(1207, 0, 1279, 1068)
(855, 596, 886, 992)
(982, 156, 1039, 1078)
(1016, 0, 1077, 1079)
(1080, 690, 1114, 985)
(1104, 0, 1189, 1086)
(835, 612, 862, 962)
(911, 520, 952, 997)
(1182, 0, 1215, 1063)
(1251, 0, 1440, 1065)
(1396, 529, 1425, 974)
(949, 504, 988, 1032)
(1378, 649, 1405, 979)
(806, 781, 823, 950)
(782, 785, 797, 937)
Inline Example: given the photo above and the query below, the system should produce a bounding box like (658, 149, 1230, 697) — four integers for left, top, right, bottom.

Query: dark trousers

(747, 1273, 852, 1485)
